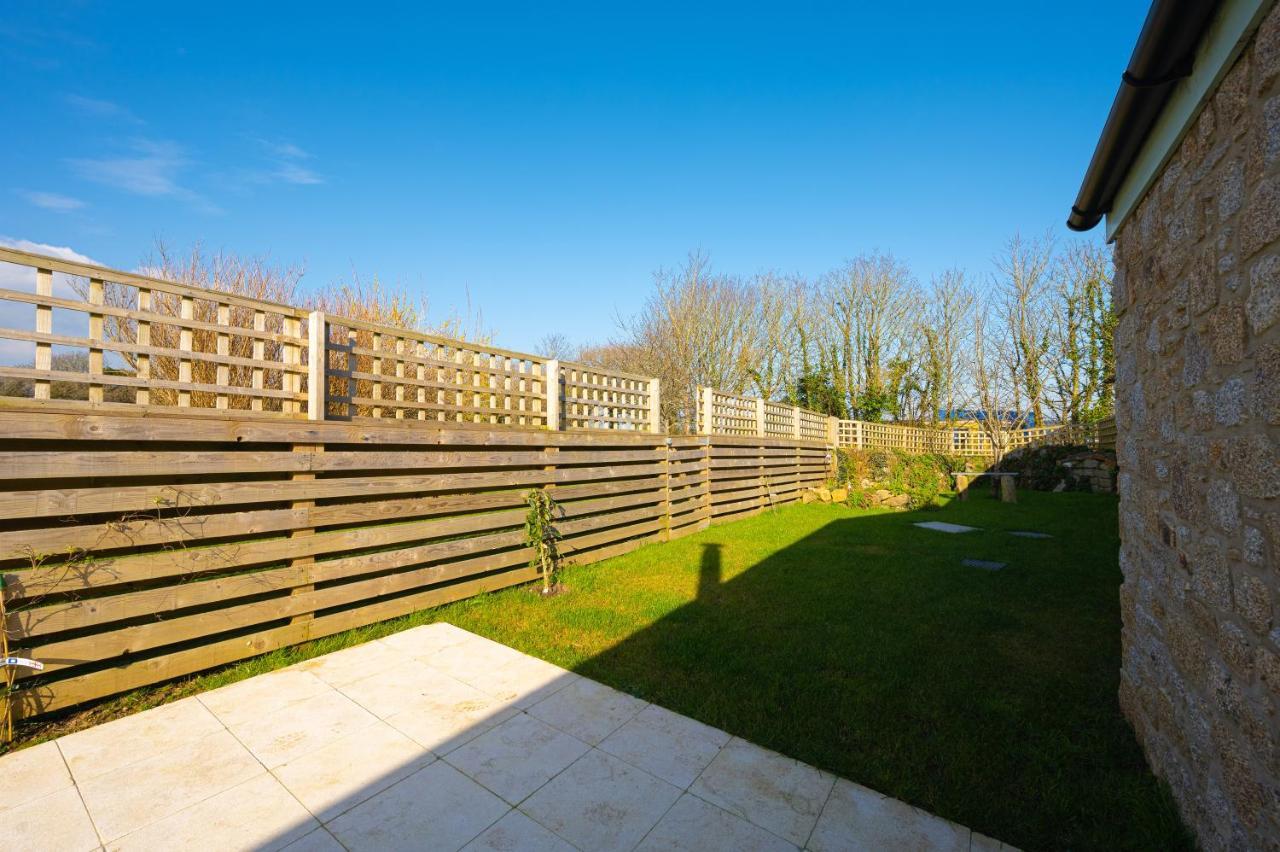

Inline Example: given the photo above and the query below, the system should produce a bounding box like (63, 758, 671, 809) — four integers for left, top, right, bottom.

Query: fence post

(854, 420, 863, 449)
(792, 405, 800, 439)
(545, 359, 560, 430)
(648, 377, 661, 433)
(827, 416, 838, 448)
(756, 397, 766, 437)
(699, 386, 714, 435)
(307, 311, 326, 421)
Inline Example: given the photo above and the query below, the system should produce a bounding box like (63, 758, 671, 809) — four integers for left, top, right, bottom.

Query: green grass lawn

(428, 491, 1190, 852)
(5, 490, 1188, 850)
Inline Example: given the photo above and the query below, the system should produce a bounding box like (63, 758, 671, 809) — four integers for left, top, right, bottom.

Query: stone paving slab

(0, 622, 1020, 851)
(914, 521, 981, 534)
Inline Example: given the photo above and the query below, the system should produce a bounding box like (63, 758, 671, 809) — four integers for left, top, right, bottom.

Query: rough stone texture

(1112, 9, 1280, 850)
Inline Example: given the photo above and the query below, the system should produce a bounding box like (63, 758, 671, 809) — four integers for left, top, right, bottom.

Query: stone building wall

(1112, 5, 1280, 849)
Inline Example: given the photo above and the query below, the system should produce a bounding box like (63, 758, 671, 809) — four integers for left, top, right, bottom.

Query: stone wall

(1112, 6, 1280, 849)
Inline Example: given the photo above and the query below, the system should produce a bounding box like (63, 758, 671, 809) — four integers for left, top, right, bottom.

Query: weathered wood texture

(0, 247, 656, 432)
(0, 408, 827, 720)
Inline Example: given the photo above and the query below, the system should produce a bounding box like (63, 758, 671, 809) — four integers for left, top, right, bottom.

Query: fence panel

(0, 246, 311, 417)
(834, 418, 1113, 456)
(320, 315, 548, 427)
(559, 363, 656, 432)
(0, 407, 824, 720)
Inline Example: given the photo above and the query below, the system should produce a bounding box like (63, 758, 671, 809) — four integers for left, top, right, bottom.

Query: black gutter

(1067, 0, 1221, 232)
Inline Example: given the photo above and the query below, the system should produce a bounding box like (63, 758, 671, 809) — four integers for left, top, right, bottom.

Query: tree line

(546, 234, 1115, 437)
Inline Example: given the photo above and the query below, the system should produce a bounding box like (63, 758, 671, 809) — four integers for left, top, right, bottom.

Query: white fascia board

(1106, 0, 1275, 241)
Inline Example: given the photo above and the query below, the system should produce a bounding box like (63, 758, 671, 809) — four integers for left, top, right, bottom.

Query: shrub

(836, 447, 967, 509)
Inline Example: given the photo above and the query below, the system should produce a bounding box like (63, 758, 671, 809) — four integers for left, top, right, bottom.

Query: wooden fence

(0, 246, 658, 432)
(0, 407, 827, 720)
(696, 387, 1114, 457)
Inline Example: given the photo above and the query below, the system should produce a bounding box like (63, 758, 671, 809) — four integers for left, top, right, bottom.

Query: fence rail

(0, 247, 656, 432)
(0, 407, 827, 720)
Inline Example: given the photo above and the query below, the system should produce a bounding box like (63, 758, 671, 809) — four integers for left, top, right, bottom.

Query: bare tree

(919, 269, 975, 424)
(1049, 242, 1115, 423)
(992, 233, 1054, 427)
(535, 333, 578, 361)
(970, 293, 1035, 466)
(820, 252, 919, 419)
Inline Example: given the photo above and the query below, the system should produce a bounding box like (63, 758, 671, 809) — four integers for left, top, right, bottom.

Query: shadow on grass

(16, 492, 1191, 851)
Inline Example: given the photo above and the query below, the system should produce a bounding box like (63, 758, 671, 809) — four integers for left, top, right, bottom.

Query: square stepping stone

(520, 750, 681, 851)
(272, 721, 434, 821)
(445, 712, 590, 804)
(466, 654, 581, 709)
(462, 809, 577, 852)
(528, 677, 648, 745)
(636, 792, 796, 851)
(282, 828, 346, 852)
(914, 521, 979, 534)
(809, 779, 969, 852)
(689, 737, 834, 847)
(599, 703, 730, 789)
(1009, 530, 1053, 539)
(962, 558, 1007, 571)
(327, 761, 509, 851)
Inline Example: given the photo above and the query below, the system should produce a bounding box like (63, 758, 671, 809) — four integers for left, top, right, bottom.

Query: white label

(2, 656, 44, 671)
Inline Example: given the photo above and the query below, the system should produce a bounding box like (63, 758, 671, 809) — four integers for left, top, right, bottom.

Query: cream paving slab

(106, 772, 318, 852)
(426, 633, 533, 682)
(341, 657, 481, 719)
(293, 639, 410, 687)
(0, 785, 100, 852)
(58, 696, 223, 782)
(326, 761, 509, 852)
(271, 721, 435, 822)
(282, 827, 347, 852)
(227, 687, 379, 768)
(0, 740, 72, 809)
(464, 653, 581, 709)
(600, 702, 731, 789)
(0, 621, 1019, 851)
(383, 690, 520, 755)
(520, 749, 682, 852)
(527, 675, 649, 745)
(461, 809, 578, 852)
(636, 792, 798, 852)
(198, 668, 332, 728)
(445, 712, 591, 805)
(689, 737, 835, 847)
(807, 779, 971, 852)
(378, 621, 476, 659)
(76, 728, 263, 842)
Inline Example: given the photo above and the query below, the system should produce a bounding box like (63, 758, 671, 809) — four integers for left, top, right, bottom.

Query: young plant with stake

(524, 488, 562, 595)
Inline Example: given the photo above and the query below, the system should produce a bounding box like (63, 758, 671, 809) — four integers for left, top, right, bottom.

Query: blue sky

(2, 2, 1147, 352)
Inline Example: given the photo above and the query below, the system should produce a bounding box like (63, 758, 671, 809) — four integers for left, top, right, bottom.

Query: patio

(0, 622, 1013, 851)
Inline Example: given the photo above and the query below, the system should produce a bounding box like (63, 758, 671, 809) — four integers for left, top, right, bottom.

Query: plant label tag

(2, 656, 44, 671)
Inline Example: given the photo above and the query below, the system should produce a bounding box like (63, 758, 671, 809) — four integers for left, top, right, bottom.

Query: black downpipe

(1067, 0, 1220, 232)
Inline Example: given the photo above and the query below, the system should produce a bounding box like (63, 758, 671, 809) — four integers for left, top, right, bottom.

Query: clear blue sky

(2, 2, 1147, 352)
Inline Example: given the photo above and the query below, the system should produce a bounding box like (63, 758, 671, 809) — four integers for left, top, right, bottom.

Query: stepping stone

(962, 558, 1007, 571)
(1009, 530, 1052, 539)
(914, 521, 979, 534)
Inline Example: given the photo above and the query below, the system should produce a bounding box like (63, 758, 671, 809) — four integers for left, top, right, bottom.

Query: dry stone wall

(1112, 7, 1280, 850)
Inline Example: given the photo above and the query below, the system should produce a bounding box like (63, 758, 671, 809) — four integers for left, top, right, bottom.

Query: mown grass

(4, 490, 1189, 850)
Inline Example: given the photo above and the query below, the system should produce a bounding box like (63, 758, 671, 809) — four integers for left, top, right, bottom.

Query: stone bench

(951, 471, 1018, 503)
